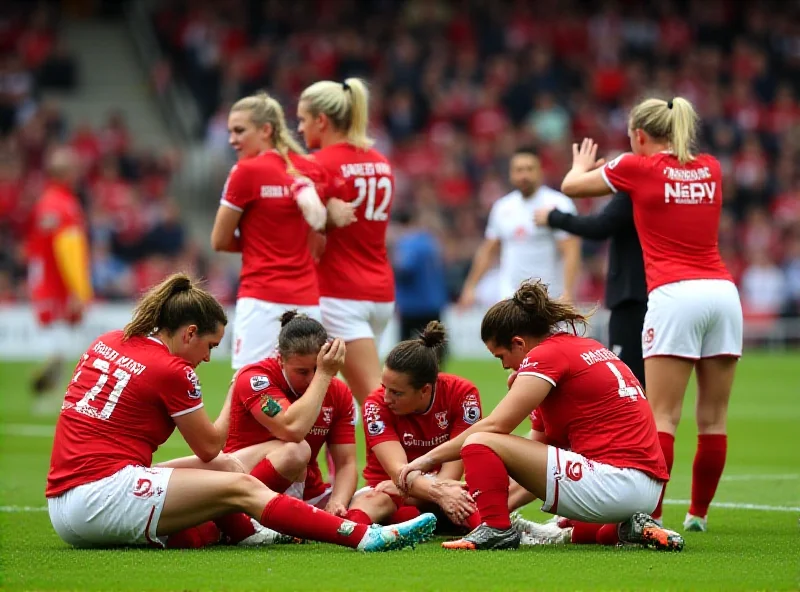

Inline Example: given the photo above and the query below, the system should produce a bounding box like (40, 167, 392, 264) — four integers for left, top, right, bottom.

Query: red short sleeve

(234, 367, 291, 415)
(601, 152, 643, 195)
(163, 364, 205, 418)
(450, 380, 482, 437)
(517, 342, 570, 387)
(328, 382, 356, 445)
(220, 163, 255, 212)
(363, 396, 398, 447)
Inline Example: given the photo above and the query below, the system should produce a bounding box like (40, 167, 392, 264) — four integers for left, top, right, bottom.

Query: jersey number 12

(353, 177, 392, 221)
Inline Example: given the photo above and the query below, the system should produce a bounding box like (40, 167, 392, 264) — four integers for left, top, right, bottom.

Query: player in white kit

(459, 147, 581, 306)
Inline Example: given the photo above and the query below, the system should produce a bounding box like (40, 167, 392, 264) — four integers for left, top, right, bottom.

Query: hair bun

(418, 320, 446, 348)
(513, 279, 550, 312)
(280, 310, 301, 327)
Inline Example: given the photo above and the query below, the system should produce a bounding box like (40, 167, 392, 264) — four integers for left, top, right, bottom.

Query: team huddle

(44, 84, 742, 553)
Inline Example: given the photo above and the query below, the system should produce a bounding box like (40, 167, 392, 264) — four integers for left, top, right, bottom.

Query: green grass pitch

(1, 353, 798, 591)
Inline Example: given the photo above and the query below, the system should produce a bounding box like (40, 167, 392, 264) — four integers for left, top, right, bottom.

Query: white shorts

(285, 482, 334, 509)
(643, 279, 743, 360)
(47, 465, 173, 548)
(320, 297, 394, 343)
(543, 447, 663, 523)
(233, 297, 322, 369)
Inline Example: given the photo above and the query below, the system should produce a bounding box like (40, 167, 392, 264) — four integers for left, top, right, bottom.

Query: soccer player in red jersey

(560, 97, 743, 532)
(399, 281, 684, 551)
(45, 273, 436, 550)
(211, 92, 334, 370)
(341, 322, 481, 531)
(27, 147, 92, 409)
(296, 78, 395, 405)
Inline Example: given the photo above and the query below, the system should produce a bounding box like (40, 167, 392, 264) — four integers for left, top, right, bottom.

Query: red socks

(689, 434, 727, 518)
(464, 511, 481, 530)
(343, 509, 373, 525)
(596, 524, 620, 546)
(260, 494, 368, 548)
(389, 506, 421, 524)
(166, 522, 221, 549)
(570, 522, 603, 544)
(250, 458, 293, 493)
(214, 512, 257, 545)
(653, 432, 675, 519)
(461, 444, 511, 530)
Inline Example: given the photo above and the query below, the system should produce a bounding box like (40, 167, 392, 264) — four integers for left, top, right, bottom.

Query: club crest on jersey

(261, 396, 282, 417)
(186, 369, 202, 399)
(322, 406, 333, 424)
(463, 403, 481, 425)
(367, 420, 385, 436)
(435, 411, 449, 430)
(250, 375, 270, 392)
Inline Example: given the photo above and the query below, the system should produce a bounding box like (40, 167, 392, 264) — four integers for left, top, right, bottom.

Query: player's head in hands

(481, 279, 590, 371)
(123, 273, 227, 368)
(276, 310, 329, 395)
(228, 91, 305, 161)
(628, 96, 699, 165)
(297, 78, 373, 150)
(381, 321, 446, 415)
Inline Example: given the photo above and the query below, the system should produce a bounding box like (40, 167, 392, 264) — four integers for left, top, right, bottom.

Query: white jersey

(485, 186, 577, 298)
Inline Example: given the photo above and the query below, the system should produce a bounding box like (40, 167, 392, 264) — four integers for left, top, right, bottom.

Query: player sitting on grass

(399, 280, 684, 551)
(45, 272, 436, 551)
(341, 322, 483, 533)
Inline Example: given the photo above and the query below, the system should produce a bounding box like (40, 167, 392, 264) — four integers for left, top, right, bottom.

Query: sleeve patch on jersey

(463, 403, 481, 425)
(607, 154, 625, 170)
(367, 420, 385, 436)
(186, 369, 202, 399)
(250, 375, 270, 392)
(261, 396, 282, 417)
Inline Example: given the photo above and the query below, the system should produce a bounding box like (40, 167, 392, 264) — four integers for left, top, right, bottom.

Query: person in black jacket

(534, 193, 647, 386)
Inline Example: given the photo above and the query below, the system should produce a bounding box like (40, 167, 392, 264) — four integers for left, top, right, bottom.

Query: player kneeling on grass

(45, 273, 436, 551)
(398, 280, 684, 552)
(342, 322, 483, 532)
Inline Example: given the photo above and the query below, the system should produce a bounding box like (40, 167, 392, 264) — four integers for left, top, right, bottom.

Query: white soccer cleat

(511, 512, 566, 539)
(683, 513, 707, 532)
(238, 519, 303, 546)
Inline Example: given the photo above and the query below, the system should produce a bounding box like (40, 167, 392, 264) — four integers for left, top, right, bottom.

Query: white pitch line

(0, 506, 48, 513)
(662, 500, 800, 513)
(720, 474, 799, 482)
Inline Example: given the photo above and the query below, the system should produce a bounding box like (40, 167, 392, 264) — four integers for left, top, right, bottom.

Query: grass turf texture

(1, 354, 798, 591)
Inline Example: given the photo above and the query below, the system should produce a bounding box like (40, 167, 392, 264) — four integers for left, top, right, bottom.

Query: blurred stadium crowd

(2, 0, 799, 323)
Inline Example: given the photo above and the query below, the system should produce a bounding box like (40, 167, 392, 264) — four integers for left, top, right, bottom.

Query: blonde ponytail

(299, 78, 374, 149)
(629, 96, 699, 165)
(230, 91, 306, 175)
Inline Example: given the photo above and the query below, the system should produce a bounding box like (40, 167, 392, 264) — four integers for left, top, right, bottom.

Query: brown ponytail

(123, 273, 227, 340)
(481, 280, 590, 347)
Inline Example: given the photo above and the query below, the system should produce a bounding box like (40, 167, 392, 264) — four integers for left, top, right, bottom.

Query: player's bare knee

(285, 440, 312, 469)
(220, 453, 247, 473)
(358, 490, 395, 515)
(463, 431, 494, 449)
(226, 473, 266, 510)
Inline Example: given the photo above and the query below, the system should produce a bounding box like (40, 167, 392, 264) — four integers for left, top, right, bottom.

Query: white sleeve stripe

(517, 372, 557, 387)
(600, 167, 618, 193)
(220, 199, 243, 212)
(171, 402, 204, 418)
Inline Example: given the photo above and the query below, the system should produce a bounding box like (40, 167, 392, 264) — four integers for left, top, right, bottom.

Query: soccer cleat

(357, 512, 437, 552)
(619, 512, 684, 551)
(238, 520, 304, 546)
(683, 513, 707, 532)
(511, 512, 569, 542)
(519, 525, 573, 546)
(441, 523, 521, 550)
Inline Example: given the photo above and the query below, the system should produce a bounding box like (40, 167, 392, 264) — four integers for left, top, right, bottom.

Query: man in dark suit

(534, 193, 647, 386)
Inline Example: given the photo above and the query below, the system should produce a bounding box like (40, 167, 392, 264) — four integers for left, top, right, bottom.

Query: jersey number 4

(353, 177, 392, 221)
(605, 362, 645, 401)
(75, 357, 131, 420)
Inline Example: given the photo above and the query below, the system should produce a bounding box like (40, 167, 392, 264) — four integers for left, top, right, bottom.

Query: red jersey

(363, 374, 482, 486)
(224, 357, 355, 500)
(46, 331, 204, 497)
(311, 143, 395, 302)
(601, 152, 732, 292)
(27, 182, 89, 321)
(221, 152, 331, 305)
(517, 333, 668, 481)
